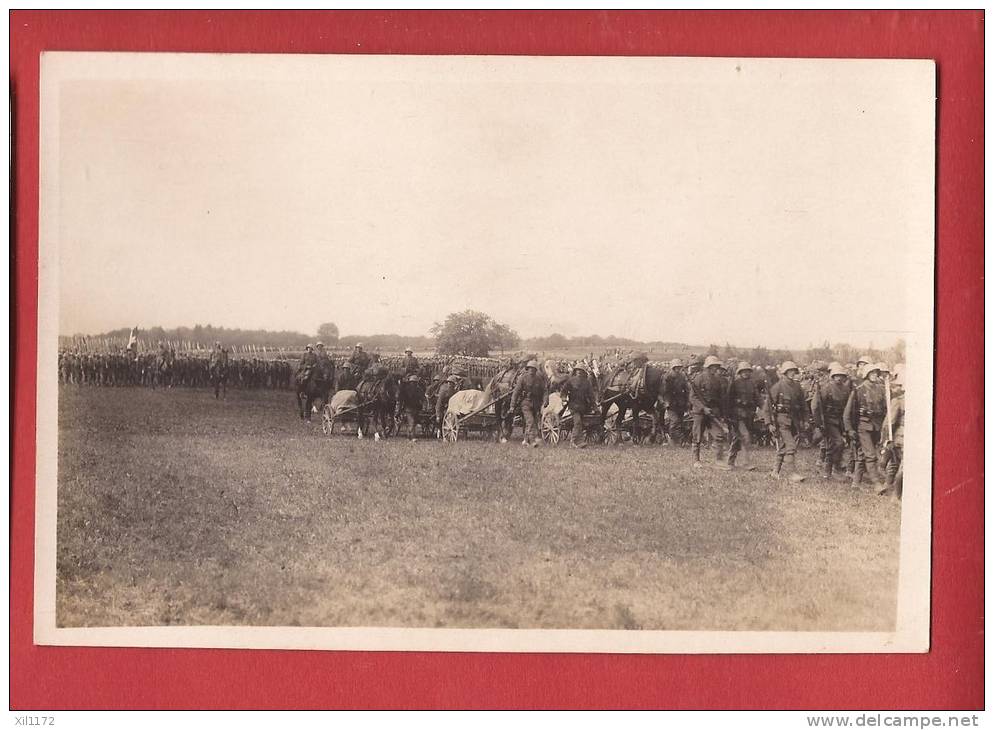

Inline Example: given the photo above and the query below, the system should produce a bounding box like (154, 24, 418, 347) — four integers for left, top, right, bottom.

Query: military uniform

(349, 349, 371, 376)
(885, 392, 905, 496)
(434, 378, 459, 426)
(510, 368, 546, 446)
(764, 366, 808, 481)
(402, 354, 420, 376)
(689, 364, 729, 465)
(811, 375, 852, 479)
(726, 371, 760, 464)
(662, 368, 690, 444)
(315, 347, 335, 384)
(560, 370, 596, 446)
(843, 376, 887, 485)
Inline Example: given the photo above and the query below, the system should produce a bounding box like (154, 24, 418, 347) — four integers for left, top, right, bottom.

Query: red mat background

(10, 11, 984, 710)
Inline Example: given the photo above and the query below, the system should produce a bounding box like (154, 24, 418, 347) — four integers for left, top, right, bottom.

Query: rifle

(686, 371, 732, 439)
(881, 374, 895, 459)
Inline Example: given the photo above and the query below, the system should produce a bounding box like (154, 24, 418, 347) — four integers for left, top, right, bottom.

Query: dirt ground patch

(56, 386, 901, 630)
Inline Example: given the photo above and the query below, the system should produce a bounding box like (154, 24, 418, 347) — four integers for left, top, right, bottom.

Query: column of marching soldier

(59, 340, 904, 498)
(303, 343, 905, 499)
(58, 347, 295, 390)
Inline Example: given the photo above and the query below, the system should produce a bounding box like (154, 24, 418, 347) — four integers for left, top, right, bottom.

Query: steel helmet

(876, 362, 890, 374)
(829, 363, 848, 378)
(355, 342, 363, 348)
(305, 344, 314, 351)
(573, 364, 587, 373)
(736, 361, 752, 374)
(316, 341, 324, 347)
(405, 346, 413, 353)
(526, 359, 539, 369)
(405, 374, 420, 382)
(689, 355, 704, 368)
(703, 355, 722, 369)
(670, 358, 684, 369)
(779, 360, 800, 375)
(857, 354, 872, 365)
(863, 362, 881, 376)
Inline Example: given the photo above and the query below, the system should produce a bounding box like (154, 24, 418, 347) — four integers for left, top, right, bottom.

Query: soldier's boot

(770, 455, 784, 480)
(692, 444, 703, 469)
(866, 460, 885, 487)
(877, 464, 896, 496)
(831, 456, 849, 482)
(851, 462, 865, 487)
(784, 454, 805, 483)
(822, 460, 834, 480)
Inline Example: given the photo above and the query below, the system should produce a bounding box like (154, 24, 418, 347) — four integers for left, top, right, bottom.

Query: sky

(53, 55, 934, 350)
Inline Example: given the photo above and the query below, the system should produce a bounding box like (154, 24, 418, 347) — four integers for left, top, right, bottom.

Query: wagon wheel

(541, 412, 561, 445)
(603, 420, 620, 446)
(321, 406, 335, 436)
(442, 411, 460, 443)
(587, 422, 606, 444)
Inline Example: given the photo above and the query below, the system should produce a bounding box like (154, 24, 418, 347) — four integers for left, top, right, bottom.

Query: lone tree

(316, 322, 339, 343)
(430, 310, 519, 357)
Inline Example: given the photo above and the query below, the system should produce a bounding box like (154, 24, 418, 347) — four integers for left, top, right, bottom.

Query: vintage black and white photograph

(36, 53, 934, 653)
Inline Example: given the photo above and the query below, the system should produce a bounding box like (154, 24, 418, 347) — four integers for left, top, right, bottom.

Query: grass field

(56, 386, 901, 631)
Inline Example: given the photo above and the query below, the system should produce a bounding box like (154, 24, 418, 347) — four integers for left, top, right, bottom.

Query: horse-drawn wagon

(539, 394, 654, 446)
(440, 389, 511, 443)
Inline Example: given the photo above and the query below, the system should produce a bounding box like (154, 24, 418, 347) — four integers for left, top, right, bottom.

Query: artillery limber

(440, 390, 512, 443)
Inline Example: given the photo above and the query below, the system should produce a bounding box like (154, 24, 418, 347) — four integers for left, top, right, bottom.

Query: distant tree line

(706, 339, 906, 367)
(75, 320, 905, 365)
(86, 325, 312, 349)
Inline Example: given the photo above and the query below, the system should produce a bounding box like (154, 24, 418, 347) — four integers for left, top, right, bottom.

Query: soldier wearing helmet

(763, 361, 809, 483)
(810, 362, 853, 481)
(401, 346, 420, 377)
(662, 358, 690, 445)
(881, 367, 905, 497)
(687, 355, 705, 378)
(348, 343, 371, 376)
(510, 359, 547, 447)
(855, 354, 873, 380)
(689, 355, 732, 469)
(559, 363, 596, 448)
(433, 374, 463, 433)
(297, 343, 319, 382)
(726, 361, 760, 468)
(843, 362, 887, 488)
(315, 342, 335, 388)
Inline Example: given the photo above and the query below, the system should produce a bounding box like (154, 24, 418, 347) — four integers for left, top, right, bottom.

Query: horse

(395, 376, 430, 440)
(209, 361, 229, 400)
(484, 364, 523, 443)
(355, 374, 399, 441)
(598, 362, 666, 444)
(294, 366, 332, 421)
